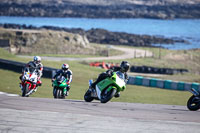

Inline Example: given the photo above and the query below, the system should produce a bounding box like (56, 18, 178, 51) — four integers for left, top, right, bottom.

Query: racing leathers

(91, 66, 129, 97)
(20, 61, 43, 90)
(52, 69, 73, 95)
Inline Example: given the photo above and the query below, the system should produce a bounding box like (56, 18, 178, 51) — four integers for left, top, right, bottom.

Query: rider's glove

(107, 70, 113, 77)
(125, 74, 129, 80)
(51, 79, 55, 82)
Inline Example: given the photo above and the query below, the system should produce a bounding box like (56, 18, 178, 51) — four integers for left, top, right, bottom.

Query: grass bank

(0, 47, 193, 106)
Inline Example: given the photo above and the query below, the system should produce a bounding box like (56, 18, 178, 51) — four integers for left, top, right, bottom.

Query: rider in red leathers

(19, 56, 43, 92)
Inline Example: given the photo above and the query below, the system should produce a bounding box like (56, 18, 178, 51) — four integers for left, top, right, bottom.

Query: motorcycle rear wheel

(84, 89, 94, 102)
(187, 95, 200, 111)
(100, 88, 116, 103)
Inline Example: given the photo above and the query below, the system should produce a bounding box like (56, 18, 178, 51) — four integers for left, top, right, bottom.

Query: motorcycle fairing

(23, 71, 38, 84)
(97, 72, 126, 92)
(95, 85, 102, 100)
(95, 72, 126, 99)
(53, 78, 68, 88)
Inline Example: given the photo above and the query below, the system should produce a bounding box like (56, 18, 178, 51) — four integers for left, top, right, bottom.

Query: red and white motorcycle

(21, 67, 39, 97)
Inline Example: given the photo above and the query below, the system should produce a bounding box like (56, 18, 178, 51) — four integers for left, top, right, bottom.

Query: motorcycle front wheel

(100, 88, 116, 103)
(22, 84, 29, 97)
(84, 89, 94, 102)
(187, 95, 200, 111)
(54, 88, 65, 99)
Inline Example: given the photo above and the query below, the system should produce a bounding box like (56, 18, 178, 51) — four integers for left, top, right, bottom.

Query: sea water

(0, 16, 200, 50)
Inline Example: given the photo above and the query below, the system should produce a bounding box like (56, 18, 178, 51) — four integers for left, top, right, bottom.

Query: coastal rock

(0, 28, 93, 54)
(72, 34, 89, 48)
(0, 24, 185, 48)
(86, 28, 177, 46)
(0, 0, 200, 19)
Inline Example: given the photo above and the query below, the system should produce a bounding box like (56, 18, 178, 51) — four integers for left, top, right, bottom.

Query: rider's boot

(66, 91, 69, 96)
(33, 87, 37, 92)
(65, 86, 71, 96)
(37, 80, 42, 86)
(114, 92, 120, 98)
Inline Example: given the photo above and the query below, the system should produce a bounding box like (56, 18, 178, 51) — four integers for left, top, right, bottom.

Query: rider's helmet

(120, 61, 130, 73)
(33, 56, 41, 64)
(62, 64, 69, 72)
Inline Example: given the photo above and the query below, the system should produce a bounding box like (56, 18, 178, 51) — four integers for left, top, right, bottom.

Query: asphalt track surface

(0, 92, 200, 133)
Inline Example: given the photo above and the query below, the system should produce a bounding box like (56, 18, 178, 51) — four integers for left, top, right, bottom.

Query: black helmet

(120, 61, 130, 72)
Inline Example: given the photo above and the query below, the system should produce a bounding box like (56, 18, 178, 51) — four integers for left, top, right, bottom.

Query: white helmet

(33, 56, 41, 64)
(62, 64, 69, 72)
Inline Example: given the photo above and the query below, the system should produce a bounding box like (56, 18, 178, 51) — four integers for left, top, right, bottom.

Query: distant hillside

(0, 27, 109, 55)
(0, 24, 187, 48)
(0, 0, 200, 19)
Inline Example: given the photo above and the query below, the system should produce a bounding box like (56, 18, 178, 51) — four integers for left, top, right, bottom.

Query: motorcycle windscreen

(53, 79, 68, 88)
(59, 81, 68, 88)
(115, 74, 126, 88)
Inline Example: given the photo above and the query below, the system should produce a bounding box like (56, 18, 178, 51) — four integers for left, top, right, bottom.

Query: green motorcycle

(84, 71, 126, 103)
(52, 75, 68, 99)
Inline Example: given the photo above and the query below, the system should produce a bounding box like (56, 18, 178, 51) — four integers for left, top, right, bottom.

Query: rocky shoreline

(0, 0, 200, 19)
(0, 23, 187, 47)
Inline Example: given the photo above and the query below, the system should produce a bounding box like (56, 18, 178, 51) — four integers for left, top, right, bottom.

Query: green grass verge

(0, 47, 195, 105)
(0, 69, 191, 105)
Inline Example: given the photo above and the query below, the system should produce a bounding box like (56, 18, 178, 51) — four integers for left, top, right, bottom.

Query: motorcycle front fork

(195, 96, 200, 101)
(20, 82, 37, 95)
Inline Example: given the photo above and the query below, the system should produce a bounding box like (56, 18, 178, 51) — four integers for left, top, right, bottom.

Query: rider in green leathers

(90, 61, 130, 97)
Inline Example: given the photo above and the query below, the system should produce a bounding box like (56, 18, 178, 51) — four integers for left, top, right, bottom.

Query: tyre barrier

(130, 66, 188, 75)
(127, 76, 200, 91)
(0, 58, 58, 78)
